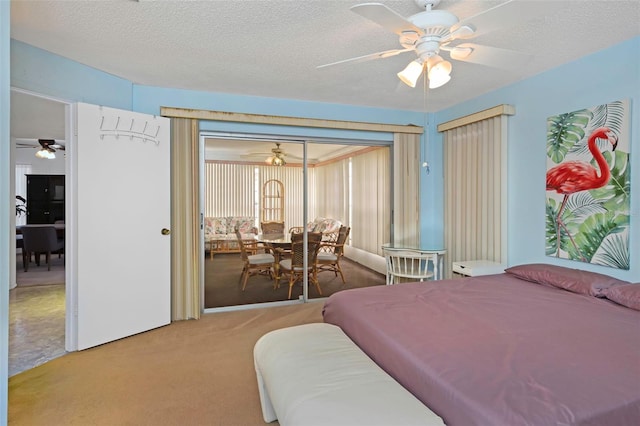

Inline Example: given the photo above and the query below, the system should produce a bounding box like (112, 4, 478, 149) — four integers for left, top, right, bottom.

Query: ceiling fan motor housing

(414, 0, 441, 9)
(415, 38, 442, 59)
(409, 9, 458, 34)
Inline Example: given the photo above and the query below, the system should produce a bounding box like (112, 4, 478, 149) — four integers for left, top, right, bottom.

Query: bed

(322, 264, 640, 425)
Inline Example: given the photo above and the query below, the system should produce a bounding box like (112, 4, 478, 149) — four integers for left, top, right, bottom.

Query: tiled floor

(8, 284, 66, 377)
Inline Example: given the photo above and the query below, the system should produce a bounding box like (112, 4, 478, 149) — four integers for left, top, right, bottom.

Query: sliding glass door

(201, 136, 390, 311)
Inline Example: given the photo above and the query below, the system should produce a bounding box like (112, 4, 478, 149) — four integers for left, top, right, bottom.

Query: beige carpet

(9, 302, 324, 425)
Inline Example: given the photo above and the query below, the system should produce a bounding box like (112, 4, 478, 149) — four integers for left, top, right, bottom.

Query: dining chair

(288, 226, 304, 235)
(277, 234, 322, 299)
(317, 225, 350, 284)
(20, 225, 65, 272)
(236, 229, 276, 291)
(261, 221, 285, 239)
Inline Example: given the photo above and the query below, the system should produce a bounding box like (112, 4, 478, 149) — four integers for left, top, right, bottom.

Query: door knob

(161, 228, 171, 235)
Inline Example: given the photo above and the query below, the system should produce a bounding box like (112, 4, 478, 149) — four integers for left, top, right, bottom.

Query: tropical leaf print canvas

(545, 99, 630, 269)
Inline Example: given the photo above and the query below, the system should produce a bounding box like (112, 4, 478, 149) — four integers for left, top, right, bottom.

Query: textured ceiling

(9, 0, 640, 148)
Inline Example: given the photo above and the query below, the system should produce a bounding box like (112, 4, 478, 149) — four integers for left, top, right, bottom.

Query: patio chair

(317, 225, 350, 284)
(261, 221, 285, 239)
(277, 233, 322, 299)
(236, 229, 275, 291)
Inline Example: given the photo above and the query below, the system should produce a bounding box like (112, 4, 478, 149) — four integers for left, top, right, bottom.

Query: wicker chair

(317, 225, 350, 284)
(277, 232, 322, 299)
(261, 221, 285, 238)
(236, 229, 275, 291)
(288, 226, 304, 235)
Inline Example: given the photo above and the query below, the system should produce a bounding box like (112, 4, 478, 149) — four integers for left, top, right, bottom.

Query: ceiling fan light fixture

(35, 148, 55, 159)
(271, 155, 286, 166)
(397, 59, 424, 88)
(427, 55, 452, 89)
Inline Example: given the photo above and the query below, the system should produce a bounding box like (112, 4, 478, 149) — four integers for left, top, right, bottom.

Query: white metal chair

(382, 248, 439, 285)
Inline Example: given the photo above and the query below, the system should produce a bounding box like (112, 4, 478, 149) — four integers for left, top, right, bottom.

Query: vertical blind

(351, 148, 390, 255)
(442, 111, 509, 277)
(314, 158, 349, 225)
(204, 146, 390, 255)
(204, 163, 255, 218)
(205, 162, 314, 232)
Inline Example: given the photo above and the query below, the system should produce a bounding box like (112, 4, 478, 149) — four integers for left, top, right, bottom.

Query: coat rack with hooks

(99, 114, 161, 145)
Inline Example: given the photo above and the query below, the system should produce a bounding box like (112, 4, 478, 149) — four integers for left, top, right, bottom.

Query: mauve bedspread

(322, 274, 640, 426)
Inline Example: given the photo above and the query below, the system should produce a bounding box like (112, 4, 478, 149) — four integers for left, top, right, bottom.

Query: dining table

(256, 233, 294, 287)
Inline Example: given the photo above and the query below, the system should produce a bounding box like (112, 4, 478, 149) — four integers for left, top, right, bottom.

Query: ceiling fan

(16, 139, 65, 159)
(318, 0, 539, 89)
(244, 143, 303, 166)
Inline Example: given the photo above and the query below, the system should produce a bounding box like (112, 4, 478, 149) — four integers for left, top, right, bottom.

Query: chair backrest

(383, 248, 436, 282)
(261, 221, 285, 238)
(290, 231, 322, 244)
(289, 238, 322, 269)
(235, 228, 250, 262)
(21, 225, 59, 253)
(288, 226, 304, 235)
(332, 226, 351, 255)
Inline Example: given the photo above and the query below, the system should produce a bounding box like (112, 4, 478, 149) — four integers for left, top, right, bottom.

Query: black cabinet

(26, 174, 65, 224)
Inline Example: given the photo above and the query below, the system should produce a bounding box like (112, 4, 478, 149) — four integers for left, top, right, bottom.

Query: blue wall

(431, 36, 640, 282)
(134, 85, 423, 126)
(133, 85, 417, 142)
(10, 40, 133, 109)
(9, 36, 639, 282)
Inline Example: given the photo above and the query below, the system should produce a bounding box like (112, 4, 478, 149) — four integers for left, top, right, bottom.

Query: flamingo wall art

(545, 99, 630, 269)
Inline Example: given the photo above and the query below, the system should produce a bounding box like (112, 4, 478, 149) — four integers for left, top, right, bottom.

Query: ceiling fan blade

(451, 0, 547, 38)
(440, 25, 475, 45)
(282, 153, 304, 161)
(350, 3, 423, 35)
(444, 43, 533, 70)
(317, 48, 413, 69)
(242, 152, 273, 157)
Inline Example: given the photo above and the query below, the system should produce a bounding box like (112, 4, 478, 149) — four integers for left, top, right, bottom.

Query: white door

(70, 103, 171, 350)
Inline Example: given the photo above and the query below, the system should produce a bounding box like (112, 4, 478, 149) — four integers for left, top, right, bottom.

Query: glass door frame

(199, 132, 392, 313)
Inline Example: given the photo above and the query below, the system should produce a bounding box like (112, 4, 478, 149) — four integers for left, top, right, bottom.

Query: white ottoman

(253, 323, 444, 426)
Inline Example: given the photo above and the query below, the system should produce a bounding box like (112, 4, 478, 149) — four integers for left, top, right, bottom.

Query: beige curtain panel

(171, 118, 201, 320)
(393, 133, 421, 248)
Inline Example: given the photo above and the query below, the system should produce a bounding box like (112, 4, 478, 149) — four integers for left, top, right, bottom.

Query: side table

(452, 260, 506, 277)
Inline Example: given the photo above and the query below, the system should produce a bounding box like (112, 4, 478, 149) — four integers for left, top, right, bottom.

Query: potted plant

(16, 195, 27, 217)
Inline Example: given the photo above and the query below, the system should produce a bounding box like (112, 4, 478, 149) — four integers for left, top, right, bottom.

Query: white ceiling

(9, 0, 640, 149)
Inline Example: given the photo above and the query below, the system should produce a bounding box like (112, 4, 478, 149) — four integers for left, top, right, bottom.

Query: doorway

(9, 88, 69, 375)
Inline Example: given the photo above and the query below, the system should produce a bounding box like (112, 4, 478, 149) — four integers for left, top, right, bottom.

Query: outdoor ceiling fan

(318, 0, 540, 89)
(265, 143, 288, 166)
(243, 143, 303, 166)
(16, 138, 66, 159)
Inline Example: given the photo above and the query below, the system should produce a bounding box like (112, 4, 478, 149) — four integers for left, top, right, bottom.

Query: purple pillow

(603, 284, 640, 310)
(504, 263, 629, 297)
